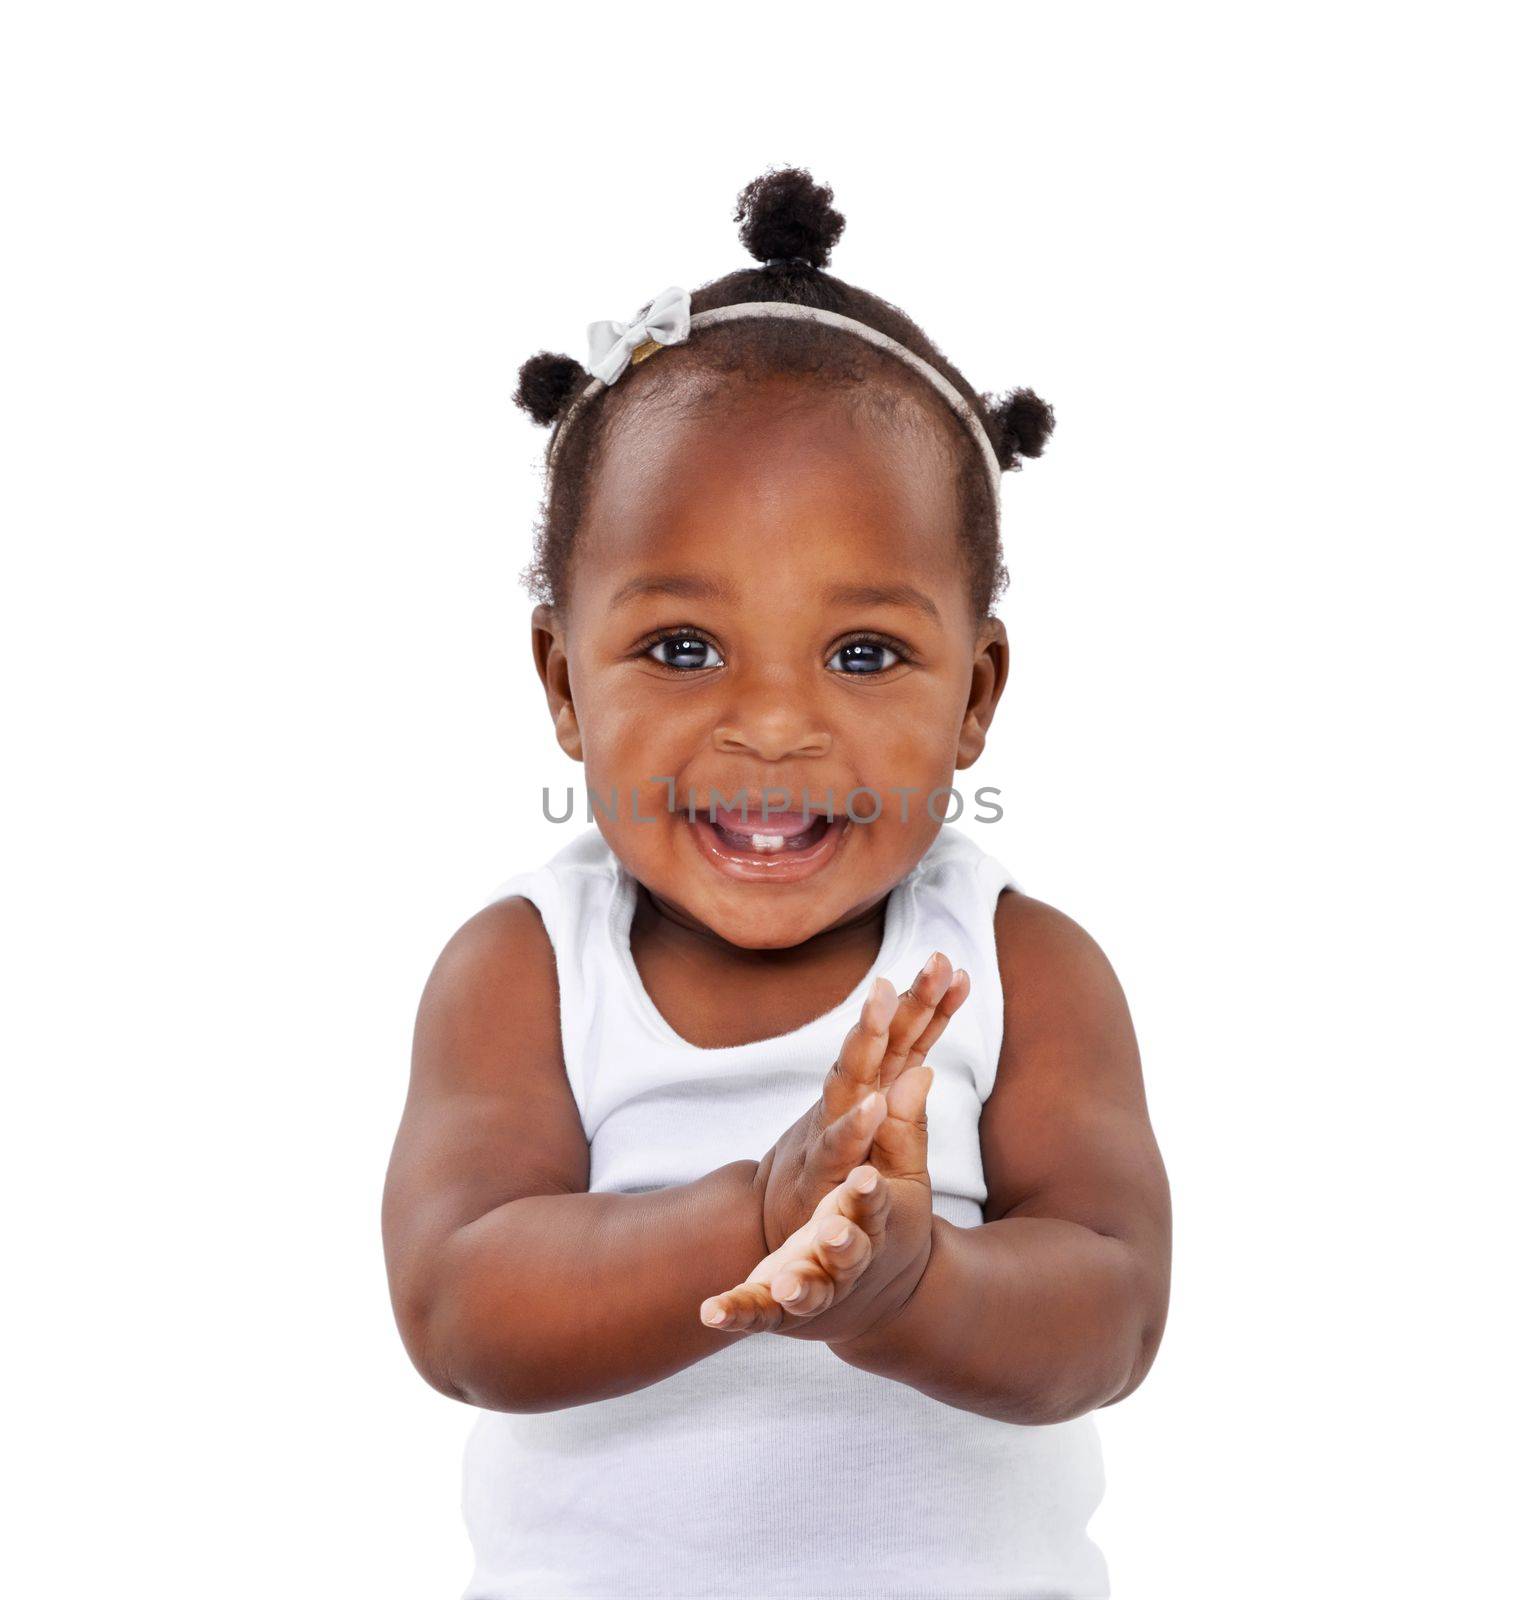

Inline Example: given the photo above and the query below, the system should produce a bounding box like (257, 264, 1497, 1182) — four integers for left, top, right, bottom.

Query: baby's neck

(630, 886, 889, 1050)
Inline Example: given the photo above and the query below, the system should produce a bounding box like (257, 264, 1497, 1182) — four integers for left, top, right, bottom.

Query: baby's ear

(956, 617, 1009, 770)
(531, 604, 583, 762)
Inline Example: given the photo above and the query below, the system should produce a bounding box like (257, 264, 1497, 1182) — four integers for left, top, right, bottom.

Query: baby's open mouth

(710, 810, 831, 855)
(684, 801, 850, 882)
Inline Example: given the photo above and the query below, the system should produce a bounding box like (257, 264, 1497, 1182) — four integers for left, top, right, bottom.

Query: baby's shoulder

(423, 893, 556, 1017)
(992, 886, 1130, 1028)
(450, 889, 554, 957)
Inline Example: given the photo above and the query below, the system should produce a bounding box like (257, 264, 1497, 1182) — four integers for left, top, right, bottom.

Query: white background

(4, 4, 1534, 1596)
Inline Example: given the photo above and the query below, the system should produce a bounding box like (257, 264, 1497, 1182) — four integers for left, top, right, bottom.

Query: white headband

(547, 287, 1002, 513)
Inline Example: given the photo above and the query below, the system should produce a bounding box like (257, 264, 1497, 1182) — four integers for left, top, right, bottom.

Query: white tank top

(461, 824, 1108, 1599)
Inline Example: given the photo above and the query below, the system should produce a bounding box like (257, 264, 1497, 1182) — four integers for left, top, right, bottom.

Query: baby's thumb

(873, 1065, 934, 1180)
(808, 1089, 886, 1187)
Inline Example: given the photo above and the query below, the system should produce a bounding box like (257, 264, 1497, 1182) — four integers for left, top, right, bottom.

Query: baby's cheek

(864, 734, 964, 820)
(577, 702, 690, 800)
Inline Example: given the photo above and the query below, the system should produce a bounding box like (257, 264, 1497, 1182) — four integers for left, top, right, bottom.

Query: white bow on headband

(585, 286, 692, 385)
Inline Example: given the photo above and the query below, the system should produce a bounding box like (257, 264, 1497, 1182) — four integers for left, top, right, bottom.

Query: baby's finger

(902, 968, 970, 1070)
(823, 979, 899, 1116)
(767, 1260, 838, 1318)
(802, 1088, 887, 1194)
(823, 1163, 893, 1243)
(805, 1209, 874, 1288)
(700, 1283, 784, 1335)
(879, 953, 954, 1085)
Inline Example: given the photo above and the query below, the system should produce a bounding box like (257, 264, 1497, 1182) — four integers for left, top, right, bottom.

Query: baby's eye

(646, 634, 723, 671)
(827, 640, 903, 675)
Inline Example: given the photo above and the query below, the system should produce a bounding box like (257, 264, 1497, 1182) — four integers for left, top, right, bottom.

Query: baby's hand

(702, 1019, 946, 1344)
(700, 1164, 889, 1334)
(754, 951, 969, 1257)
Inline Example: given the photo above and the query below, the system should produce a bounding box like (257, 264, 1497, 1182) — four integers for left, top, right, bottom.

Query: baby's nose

(712, 709, 831, 763)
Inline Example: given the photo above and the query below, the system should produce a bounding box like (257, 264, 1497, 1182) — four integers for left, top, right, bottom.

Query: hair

(512, 167, 1054, 620)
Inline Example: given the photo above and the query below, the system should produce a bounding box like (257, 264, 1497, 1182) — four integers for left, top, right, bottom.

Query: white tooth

(750, 833, 785, 853)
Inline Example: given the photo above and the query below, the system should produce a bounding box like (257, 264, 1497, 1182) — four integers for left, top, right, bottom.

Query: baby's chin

(659, 883, 868, 953)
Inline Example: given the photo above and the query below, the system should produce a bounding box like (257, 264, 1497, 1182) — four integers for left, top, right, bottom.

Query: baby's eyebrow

(609, 573, 739, 609)
(607, 573, 941, 622)
(822, 581, 940, 622)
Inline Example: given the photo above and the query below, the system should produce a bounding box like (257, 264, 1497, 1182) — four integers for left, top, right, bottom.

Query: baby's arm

(827, 891, 1173, 1426)
(383, 896, 770, 1413)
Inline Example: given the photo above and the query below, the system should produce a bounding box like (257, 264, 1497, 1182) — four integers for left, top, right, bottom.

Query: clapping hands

(700, 951, 968, 1344)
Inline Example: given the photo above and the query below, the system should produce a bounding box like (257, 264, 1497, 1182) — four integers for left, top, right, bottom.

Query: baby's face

(535, 373, 1006, 950)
